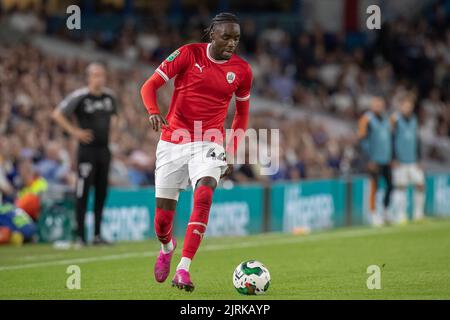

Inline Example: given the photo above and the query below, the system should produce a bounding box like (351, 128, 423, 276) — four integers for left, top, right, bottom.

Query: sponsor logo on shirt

(83, 98, 113, 113)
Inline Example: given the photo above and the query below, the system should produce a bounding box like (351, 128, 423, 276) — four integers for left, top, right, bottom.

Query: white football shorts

(393, 163, 425, 187)
(155, 140, 228, 200)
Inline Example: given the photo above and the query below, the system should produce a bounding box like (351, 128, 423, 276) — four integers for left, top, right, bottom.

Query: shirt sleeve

(358, 114, 370, 140)
(103, 88, 118, 115)
(155, 45, 191, 82)
(57, 89, 86, 116)
(235, 64, 253, 101)
(110, 94, 119, 115)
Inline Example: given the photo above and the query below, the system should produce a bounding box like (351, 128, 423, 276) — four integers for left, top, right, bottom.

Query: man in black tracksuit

(52, 62, 118, 246)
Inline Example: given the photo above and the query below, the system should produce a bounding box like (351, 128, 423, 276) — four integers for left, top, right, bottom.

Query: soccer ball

(233, 260, 271, 295)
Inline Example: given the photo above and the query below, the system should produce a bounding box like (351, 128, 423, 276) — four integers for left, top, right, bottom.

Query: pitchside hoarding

(39, 185, 264, 242)
(84, 185, 264, 242)
(270, 179, 347, 233)
(175, 184, 265, 238)
(37, 173, 450, 242)
(84, 187, 155, 242)
(425, 173, 450, 216)
(269, 172, 450, 233)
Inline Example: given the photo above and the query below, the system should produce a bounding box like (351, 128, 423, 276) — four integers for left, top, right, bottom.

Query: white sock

(176, 257, 191, 271)
(382, 207, 390, 223)
(394, 189, 408, 222)
(414, 191, 425, 220)
(161, 239, 174, 254)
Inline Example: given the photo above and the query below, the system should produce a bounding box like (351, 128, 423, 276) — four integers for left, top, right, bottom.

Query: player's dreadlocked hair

(203, 12, 239, 41)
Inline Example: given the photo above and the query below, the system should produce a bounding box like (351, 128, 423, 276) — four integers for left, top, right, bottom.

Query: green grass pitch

(1, 218, 450, 299)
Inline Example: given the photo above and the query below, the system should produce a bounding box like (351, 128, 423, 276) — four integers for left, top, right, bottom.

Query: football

(233, 260, 271, 295)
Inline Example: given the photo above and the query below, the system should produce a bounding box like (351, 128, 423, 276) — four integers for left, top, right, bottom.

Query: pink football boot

(154, 238, 176, 283)
(172, 269, 195, 292)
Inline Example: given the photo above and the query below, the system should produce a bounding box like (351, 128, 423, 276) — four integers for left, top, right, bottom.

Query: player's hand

(149, 114, 168, 132)
(367, 162, 378, 173)
(220, 164, 233, 178)
(391, 160, 399, 168)
(73, 128, 94, 144)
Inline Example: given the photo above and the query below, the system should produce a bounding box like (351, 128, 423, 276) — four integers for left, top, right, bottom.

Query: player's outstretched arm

(140, 72, 168, 132)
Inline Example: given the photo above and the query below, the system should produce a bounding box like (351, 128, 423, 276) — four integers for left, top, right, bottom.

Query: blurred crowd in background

(0, 0, 449, 207)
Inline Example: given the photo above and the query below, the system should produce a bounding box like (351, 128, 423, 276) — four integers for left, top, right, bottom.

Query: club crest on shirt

(166, 49, 180, 62)
(226, 72, 236, 84)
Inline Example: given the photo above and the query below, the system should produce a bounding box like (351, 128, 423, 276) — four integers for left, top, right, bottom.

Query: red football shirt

(155, 43, 252, 144)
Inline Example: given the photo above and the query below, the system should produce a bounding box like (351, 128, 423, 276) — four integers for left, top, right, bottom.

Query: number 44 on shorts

(206, 148, 226, 161)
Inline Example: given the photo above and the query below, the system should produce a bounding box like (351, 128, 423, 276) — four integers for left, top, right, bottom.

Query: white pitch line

(0, 222, 446, 272)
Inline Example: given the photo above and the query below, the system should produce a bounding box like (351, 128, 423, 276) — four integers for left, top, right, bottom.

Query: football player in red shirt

(140, 13, 252, 292)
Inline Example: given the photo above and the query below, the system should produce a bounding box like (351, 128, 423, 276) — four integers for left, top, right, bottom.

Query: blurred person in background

(127, 149, 155, 186)
(14, 158, 47, 221)
(0, 168, 14, 204)
(391, 93, 425, 223)
(3, 136, 22, 191)
(0, 138, 15, 203)
(34, 141, 71, 186)
(52, 62, 118, 247)
(358, 96, 393, 226)
(0, 202, 37, 246)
